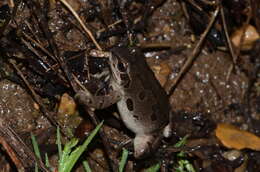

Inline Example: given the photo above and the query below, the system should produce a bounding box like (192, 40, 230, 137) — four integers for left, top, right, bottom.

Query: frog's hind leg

(134, 134, 161, 159)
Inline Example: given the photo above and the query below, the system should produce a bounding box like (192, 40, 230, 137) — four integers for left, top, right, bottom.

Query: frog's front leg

(75, 90, 121, 109)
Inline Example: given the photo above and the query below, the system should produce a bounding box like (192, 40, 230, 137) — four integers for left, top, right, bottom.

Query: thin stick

(186, 0, 204, 12)
(220, 5, 237, 64)
(97, 19, 123, 33)
(22, 31, 57, 62)
(87, 109, 118, 172)
(0, 121, 50, 171)
(59, 0, 102, 50)
(166, 6, 220, 95)
(9, 60, 67, 137)
(200, 0, 217, 6)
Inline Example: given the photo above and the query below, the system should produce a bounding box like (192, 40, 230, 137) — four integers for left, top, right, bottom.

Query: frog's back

(112, 47, 170, 134)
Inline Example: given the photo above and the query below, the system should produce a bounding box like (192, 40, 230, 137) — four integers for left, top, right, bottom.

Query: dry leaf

(231, 24, 260, 50)
(215, 123, 260, 150)
(58, 93, 77, 116)
(150, 60, 171, 86)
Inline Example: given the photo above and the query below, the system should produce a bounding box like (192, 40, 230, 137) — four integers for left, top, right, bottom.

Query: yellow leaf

(58, 93, 77, 116)
(215, 123, 260, 150)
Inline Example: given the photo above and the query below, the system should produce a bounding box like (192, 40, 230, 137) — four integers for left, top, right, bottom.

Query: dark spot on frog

(138, 91, 146, 100)
(126, 98, 134, 111)
(151, 113, 157, 121)
(120, 74, 129, 81)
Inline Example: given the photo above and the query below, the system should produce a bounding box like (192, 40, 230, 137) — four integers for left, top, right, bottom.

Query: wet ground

(0, 0, 260, 171)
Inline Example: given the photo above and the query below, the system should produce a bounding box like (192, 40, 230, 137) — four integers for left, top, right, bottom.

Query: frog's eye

(117, 61, 127, 72)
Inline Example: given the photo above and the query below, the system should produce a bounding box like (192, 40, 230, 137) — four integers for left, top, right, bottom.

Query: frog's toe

(134, 134, 159, 158)
(75, 90, 92, 105)
(163, 124, 172, 138)
(134, 135, 153, 158)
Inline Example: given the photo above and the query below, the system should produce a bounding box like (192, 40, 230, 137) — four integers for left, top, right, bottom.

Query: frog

(75, 46, 172, 158)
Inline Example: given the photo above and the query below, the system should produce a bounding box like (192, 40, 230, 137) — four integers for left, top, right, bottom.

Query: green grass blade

(119, 148, 128, 172)
(175, 160, 196, 172)
(58, 138, 79, 172)
(145, 163, 161, 172)
(34, 163, 38, 172)
(174, 135, 189, 148)
(57, 127, 62, 160)
(185, 162, 196, 172)
(61, 121, 103, 172)
(83, 161, 92, 172)
(31, 133, 41, 161)
(45, 153, 50, 168)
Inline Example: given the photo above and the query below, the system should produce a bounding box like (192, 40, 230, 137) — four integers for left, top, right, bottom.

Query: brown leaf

(58, 93, 77, 116)
(231, 24, 260, 50)
(149, 60, 171, 86)
(215, 123, 260, 150)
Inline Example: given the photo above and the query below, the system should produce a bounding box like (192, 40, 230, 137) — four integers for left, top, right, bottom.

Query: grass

(119, 148, 129, 172)
(174, 135, 196, 172)
(31, 121, 103, 172)
(58, 121, 103, 172)
(144, 163, 161, 172)
(31, 126, 195, 172)
(82, 161, 92, 172)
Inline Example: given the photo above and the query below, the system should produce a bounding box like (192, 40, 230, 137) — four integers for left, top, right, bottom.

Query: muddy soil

(0, 0, 259, 171)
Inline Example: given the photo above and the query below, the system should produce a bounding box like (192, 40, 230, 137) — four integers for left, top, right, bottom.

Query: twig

(166, 6, 220, 95)
(180, 1, 190, 20)
(200, 0, 217, 6)
(185, 0, 203, 12)
(220, 5, 237, 64)
(22, 31, 57, 62)
(224, 5, 252, 81)
(86, 109, 118, 172)
(234, 10, 252, 62)
(0, 119, 50, 171)
(21, 33, 69, 84)
(24, 20, 42, 46)
(59, 0, 102, 50)
(9, 60, 67, 137)
(97, 19, 123, 34)
(0, 0, 20, 36)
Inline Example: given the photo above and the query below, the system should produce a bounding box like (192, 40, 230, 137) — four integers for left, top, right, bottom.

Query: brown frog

(75, 46, 172, 158)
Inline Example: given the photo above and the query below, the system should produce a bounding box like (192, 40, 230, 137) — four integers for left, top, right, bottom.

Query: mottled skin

(76, 47, 171, 158)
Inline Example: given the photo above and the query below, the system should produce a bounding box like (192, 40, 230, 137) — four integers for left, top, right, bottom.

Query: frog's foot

(134, 134, 160, 159)
(163, 111, 174, 138)
(163, 124, 172, 138)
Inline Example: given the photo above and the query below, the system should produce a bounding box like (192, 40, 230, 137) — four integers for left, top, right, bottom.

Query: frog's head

(109, 47, 134, 88)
